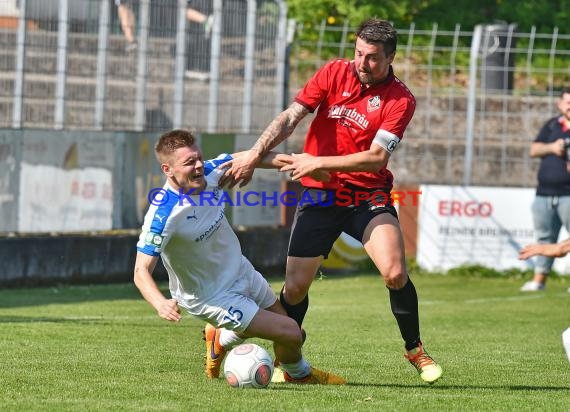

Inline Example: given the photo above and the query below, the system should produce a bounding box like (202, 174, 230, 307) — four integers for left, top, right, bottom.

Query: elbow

(366, 147, 389, 172)
(528, 143, 546, 158)
(372, 163, 388, 173)
(368, 159, 389, 173)
(362, 166, 383, 173)
(356, 164, 386, 173)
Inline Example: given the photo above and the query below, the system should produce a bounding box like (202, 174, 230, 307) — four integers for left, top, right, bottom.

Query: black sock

(279, 288, 309, 328)
(388, 279, 421, 351)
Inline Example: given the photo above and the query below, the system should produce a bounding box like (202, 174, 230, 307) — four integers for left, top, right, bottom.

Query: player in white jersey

(134, 129, 345, 384)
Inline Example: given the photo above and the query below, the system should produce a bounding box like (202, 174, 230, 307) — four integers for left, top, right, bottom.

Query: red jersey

(294, 59, 415, 189)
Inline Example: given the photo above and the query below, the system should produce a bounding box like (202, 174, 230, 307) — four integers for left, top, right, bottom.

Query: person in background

(133, 129, 345, 384)
(183, 1, 214, 80)
(519, 239, 570, 362)
(218, 18, 443, 384)
(521, 87, 570, 291)
(115, 0, 213, 54)
(115, 0, 138, 53)
(186, 1, 214, 38)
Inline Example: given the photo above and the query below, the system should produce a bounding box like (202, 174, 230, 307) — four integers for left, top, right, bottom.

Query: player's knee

(284, 265, 315, 302)
(287, 329, 304, 348)
(283, 282, 309, 304)
(284, 288, 303, 304)
(382, 270, 408, 289)
(281, 318, 304, 347)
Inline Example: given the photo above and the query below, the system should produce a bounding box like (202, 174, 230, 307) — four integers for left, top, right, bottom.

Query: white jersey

(136, 153, 255, 310)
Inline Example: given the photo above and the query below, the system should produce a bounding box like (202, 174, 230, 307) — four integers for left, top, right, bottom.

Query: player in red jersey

(221, 18, 442, 383)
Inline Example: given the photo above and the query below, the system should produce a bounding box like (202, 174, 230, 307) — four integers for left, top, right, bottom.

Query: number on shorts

(223, 306, 244, 325)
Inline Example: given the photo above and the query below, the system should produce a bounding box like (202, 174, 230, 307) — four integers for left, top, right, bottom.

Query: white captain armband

(371, 129, 401, 153)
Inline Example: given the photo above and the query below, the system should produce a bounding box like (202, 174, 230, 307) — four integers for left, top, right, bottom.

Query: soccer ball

(223, 343, 274, 388)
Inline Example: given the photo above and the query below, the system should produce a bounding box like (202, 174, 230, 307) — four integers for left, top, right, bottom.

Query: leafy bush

(356, 256, 559, 279)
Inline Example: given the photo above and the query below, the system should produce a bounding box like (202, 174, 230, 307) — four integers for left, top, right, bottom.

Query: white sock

(218, 328, 244, 349)
(280, 357, 312, 379)
(563, 328, 570, 363)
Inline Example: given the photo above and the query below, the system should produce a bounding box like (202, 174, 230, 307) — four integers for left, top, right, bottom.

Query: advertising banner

(18, 131, 114, 232)
(417, 185, 570, 273)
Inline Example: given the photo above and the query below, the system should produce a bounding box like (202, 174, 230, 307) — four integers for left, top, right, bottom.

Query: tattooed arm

(219, 102, 309, 188)
(251, 102, 309, 158)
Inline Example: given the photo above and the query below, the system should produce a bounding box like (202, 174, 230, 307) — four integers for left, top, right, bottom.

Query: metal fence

(0, 0, 288, 133)
(290, 21, 570, 187)
(2, 1, 570, 187)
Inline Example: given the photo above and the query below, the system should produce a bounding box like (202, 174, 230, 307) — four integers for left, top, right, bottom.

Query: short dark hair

(155, 129, 196, 163)
(560, 87, 570, 98)
(355, 18, 397, 57)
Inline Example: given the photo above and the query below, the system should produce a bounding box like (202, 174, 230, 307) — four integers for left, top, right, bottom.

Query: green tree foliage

(287, 0, 570, 32)
(416, 0, 570, 31)
(287, 0, 420, 27)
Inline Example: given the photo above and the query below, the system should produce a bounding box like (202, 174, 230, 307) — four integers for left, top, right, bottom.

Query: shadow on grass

(0, 315, 164, 325)
(346, 382, 570, 391)
(0, 282, 163, 309)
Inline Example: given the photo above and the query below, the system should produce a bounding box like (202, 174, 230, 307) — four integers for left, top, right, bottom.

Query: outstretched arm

(227, 151, 330, 182)
(134, 252, 181, 322)
(519, 239, 570, 260)
(279, 142, 391, 181)
(219, 102, 310, 188)
(231, 150, 291, 169)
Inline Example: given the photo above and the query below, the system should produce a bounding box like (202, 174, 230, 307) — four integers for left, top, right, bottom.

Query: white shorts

(182, 268, 277, 333)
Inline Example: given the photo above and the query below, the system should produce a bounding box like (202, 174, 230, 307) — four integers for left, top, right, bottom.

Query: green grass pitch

(0, 273, 569, 411)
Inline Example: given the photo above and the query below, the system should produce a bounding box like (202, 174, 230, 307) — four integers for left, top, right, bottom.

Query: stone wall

(0, 227, 291, 287)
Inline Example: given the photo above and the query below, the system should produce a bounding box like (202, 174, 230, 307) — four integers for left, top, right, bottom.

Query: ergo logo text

(438, 200, 493, 217)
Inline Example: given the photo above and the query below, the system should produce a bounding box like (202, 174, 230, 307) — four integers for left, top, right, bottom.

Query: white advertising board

(417, 185, 570, 273)
(18, 164, 113, 232)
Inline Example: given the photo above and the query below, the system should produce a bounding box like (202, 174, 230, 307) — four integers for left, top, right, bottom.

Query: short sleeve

(535, 117, 558, 143)
(204, 153, 233, 186)
(379, 91, 416, 140)
(294, 60, 337, 112)
(136, 190, 178, 256)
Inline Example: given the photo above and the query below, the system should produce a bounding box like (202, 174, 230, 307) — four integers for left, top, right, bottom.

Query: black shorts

(288, 185, 399, 259)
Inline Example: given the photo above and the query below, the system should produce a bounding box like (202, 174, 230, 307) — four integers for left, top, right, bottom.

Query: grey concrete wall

(0, 129, 20, 231)
(0, 227, 291, 287)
